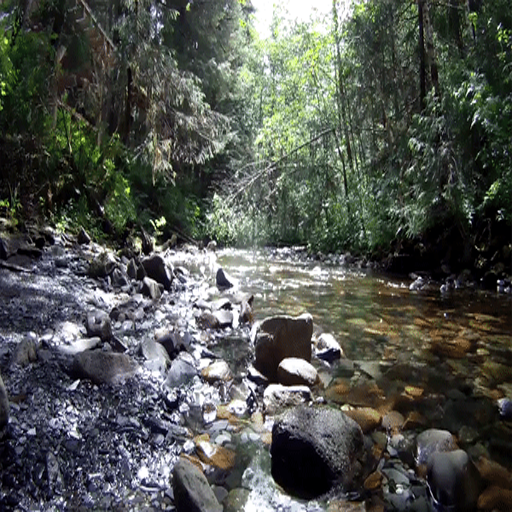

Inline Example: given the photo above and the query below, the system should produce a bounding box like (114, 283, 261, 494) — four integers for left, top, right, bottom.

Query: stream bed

(0, 238, 511, 511)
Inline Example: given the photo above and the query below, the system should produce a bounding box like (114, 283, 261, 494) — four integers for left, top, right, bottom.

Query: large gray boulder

(173, 458, 223, 512)
(254, 313, 313, 381)
(0, 372, 9, 428)
(72, 350, 139, 385)
(141, 254, 173, 290)
(271, 405, 365, 499)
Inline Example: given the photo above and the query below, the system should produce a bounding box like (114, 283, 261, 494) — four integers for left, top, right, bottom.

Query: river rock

(141, 254, 173, 290)
(0, 372, 9, 428)
(343, 407, 382, 433)
(139, 339, 170, 373)
(196, 440, 236, 470)
(72, 350, 139, 385)
(427, 449, 481, 511)
(172, 457, 222, 512)
(277, 357, 318, 387)
(165, 352, 197, 387)
(212, 309, 233, 328)
(77, 227, 91, 244)
(271, 405, 365, 498)
(416, 428, 457, 466)
(126, 258, 137, 279)
(263, 384, 312, 414)
(141, 276, 163, 299)
(57, 337, 101, 355)
(216, 267, 235, 289)
(477, 485, 512, 511)
(254, 313, 313, 381)
(315, 332, 344, 361)
(88, 251, 116, 278)
(11, 337, 37, 366)
(201, 360, 233, 383)
(85, 310, 112, 341)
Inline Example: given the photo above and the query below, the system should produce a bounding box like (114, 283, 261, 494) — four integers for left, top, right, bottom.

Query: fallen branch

(227, 127, 335, 203)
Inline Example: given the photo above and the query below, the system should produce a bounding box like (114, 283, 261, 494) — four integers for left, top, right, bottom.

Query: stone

(86, 310, 112, 341)
(126, 258, 137, 280)
(477, 485, 512, 511)
(382, 411, 405, 433)
(277, 357, 318, 387)
(0, 236, 8, 259)
(172, 457, 223, 512)
(224, 488, 250, 512)
(416, 429, 458, 466)
(315, 332, 344, 362)
(141, 276, 163, 299)
(111, 268, 128, 287)
(11, 338, 37, 366)
(77, 227, 91, 244)
(196, 311, 220, 330)
(57, 337, 101, 355)
(0, 372, 9, 428)
(343, 407, 382, 433)
(212, 309, 233, 328)
(216, 267, 235, 289)
(427, 449, 481, 511)
(254, 313, 313, 381)
(72, 350, 139, 385)
(263, 384, 312, 414)
(430, 336, 472, 358)
(88, 252, 116, 278)
(196, 440, 236, 470)
(476, 457, 512, 489)
(139, 339, 170, 373)
(141, 254, 173, 290)
(271, 405, 365, 499)
(165, 352, 197, 388)
(201, 361, 233, 383)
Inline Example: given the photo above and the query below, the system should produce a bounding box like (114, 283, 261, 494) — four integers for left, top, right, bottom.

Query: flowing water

(213, 247, 512, 509)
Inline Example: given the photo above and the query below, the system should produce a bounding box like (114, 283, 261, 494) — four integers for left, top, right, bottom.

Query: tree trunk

(418, 0, 427, 111)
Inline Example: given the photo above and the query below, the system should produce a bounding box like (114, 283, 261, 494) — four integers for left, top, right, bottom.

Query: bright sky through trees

(251, 0, 335, 37)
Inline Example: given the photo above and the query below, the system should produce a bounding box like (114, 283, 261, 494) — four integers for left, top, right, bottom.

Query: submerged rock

(416, 428, 457, 466)
(271, 405, 365, 499)
(172, 457, 223, 512)
(427, 449, 481, 511)
(254, 313, 313, 381)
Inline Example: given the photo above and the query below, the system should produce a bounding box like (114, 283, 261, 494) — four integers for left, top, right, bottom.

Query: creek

(0, 239, 511, 511)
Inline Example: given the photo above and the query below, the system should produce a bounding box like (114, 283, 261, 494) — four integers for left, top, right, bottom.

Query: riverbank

(0, 225, 511, 511)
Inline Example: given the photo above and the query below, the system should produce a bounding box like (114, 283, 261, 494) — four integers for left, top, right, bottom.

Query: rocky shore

(0, 226, 511, 511)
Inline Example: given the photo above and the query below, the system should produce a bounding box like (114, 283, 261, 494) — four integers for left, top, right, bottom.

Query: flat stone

(343, 407, 382, 433)
(72, 350, 139, 385)
(196, 440, 236, 470)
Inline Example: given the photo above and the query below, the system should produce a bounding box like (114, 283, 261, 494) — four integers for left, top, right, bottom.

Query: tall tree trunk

(418, 0, 427, 111)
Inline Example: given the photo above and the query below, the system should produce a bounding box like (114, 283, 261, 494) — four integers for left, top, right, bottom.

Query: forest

(0, 0, 511, 274)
